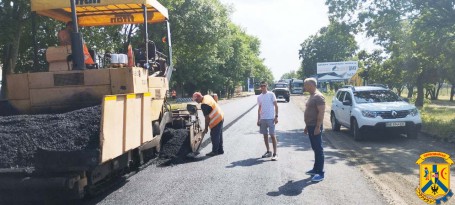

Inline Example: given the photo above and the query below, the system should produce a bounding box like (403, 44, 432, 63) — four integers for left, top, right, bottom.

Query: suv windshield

(353, 90, 402, 103)
(292, 82, 303, 88)
(275, 84, 288, 88)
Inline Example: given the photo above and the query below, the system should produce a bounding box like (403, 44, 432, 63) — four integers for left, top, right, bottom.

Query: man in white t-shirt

(257, 81, 279, 161)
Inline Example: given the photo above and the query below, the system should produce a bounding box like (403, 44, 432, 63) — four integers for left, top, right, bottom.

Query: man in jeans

(303, 78, 325, 182)
(193, 92, 224, 156)
(257, 81, 279, 161)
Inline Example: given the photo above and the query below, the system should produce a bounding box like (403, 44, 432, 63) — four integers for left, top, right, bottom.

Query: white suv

(330, 86, 422, 140)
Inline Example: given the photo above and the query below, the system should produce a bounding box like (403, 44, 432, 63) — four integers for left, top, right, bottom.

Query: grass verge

(404, 94, 455, 141)
(419, 106, 455, 142)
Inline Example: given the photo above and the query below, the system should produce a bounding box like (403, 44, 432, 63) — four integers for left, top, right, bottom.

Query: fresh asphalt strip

(196, 103, 258, 152)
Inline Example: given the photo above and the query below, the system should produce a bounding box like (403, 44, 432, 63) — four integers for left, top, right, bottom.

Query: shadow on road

(157, 155, 210, 167)
(226, 157, 266, 168)
(79, 176, 129, 205)
(275, 129, 309, 152)
(266, 177, 314, 197)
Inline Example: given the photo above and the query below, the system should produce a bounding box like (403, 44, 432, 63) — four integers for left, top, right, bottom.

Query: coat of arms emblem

(416, 152, 453, 204)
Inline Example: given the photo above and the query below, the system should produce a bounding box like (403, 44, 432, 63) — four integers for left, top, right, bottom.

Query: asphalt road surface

(83, 95, 388, 205)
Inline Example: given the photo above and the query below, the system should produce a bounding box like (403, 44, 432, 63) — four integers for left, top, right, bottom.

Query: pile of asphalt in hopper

(156, 128, 194, 166)
(0, 106, 101, 168)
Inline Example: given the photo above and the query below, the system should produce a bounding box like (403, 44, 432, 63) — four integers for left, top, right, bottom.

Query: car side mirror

(403, 98, 410, 103)
(342, 100, 352, 106)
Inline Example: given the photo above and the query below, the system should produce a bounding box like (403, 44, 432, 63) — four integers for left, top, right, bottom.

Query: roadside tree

(298, 21, 358, 79)
(325, 0, 455, 106)
(280, 70, 299, 80)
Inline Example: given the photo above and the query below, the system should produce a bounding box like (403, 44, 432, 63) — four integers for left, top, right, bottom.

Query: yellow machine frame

(31, 0, 168, 26)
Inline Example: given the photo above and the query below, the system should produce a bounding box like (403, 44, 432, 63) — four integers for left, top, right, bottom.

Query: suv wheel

(286, 97, 290, 102)
(351, 119, 363, 141)
(331, 113, 341, 131)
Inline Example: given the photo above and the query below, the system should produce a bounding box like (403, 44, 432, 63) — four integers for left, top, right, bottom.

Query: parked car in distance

(272, 82, 290, 102)
(330, 85, 422, 140)
(254, 82, 262, 95)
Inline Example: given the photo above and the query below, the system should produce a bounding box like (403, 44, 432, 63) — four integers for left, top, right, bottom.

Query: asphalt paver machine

(0, 0, 203, 201)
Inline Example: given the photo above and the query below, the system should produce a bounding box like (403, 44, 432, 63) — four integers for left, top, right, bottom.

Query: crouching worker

(192, 92, 224, 156)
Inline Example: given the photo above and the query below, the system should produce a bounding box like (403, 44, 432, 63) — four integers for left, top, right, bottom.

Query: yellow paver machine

(0, 0, 203, 201)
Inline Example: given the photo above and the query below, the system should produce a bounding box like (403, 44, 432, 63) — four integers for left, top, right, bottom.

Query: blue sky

(219, 0, 378, 80)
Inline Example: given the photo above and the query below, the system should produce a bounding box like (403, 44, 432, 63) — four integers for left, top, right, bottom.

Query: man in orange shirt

(58, 21, 95, 65)
(58, 22, 73, 46)
(193, 92, 224, 156)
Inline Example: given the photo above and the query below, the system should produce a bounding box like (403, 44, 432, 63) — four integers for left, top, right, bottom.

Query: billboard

(316, 61, 358, 82)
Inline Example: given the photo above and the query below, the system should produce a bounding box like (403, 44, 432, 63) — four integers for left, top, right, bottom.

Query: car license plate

(386, 122, 406, 127)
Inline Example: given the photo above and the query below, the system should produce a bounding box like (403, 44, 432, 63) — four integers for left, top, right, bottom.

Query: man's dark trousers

(308, 125, 324, 176)
(210, 119, 224, 154)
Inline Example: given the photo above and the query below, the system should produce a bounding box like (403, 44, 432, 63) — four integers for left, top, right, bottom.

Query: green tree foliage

(0, 1, 128, 97)
(218, 23, 269, 98)
(82, 26, 126, 54)
(160, 0, 231, 95)
(157, 0, 271, 97)
(1, 0, 31, 97)
(325, 0, 455, 105)
(280, 70, 299, 80)
(0, 0, 272, 99)
(298, 21, 358, 78)
(357, 49, 387, 85)
(28, 16, 60, 71)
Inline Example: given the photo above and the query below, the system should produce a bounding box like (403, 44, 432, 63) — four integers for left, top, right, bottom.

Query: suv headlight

(409, 108, 419, 116)
(362, 110, 378, 118)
